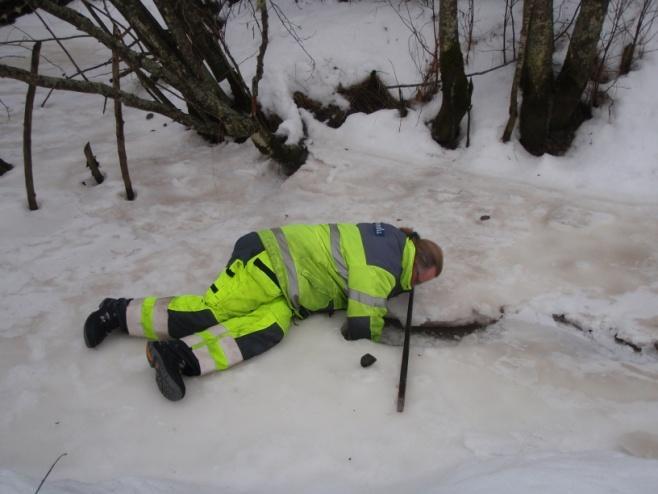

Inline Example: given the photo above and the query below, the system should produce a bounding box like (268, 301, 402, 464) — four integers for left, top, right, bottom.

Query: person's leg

(124, 295, 219, 340)
(83, 231, 279, 347)
(84, 295, 218, 348)
(146, 296, 293, 400)
(84, 248, 282, 347)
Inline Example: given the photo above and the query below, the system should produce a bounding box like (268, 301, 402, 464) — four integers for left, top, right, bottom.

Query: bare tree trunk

(592, 0, 630, 107)
(503, 0, 510, 64)
(549, 0, 610, 152)
(464, 0, 475, 64)
(502, 0, 533, 142)
(24, 41, 41, 211)
(431, 0, 470, 149)
(511, 0, 518, 59)
(519, 0, 554, 156)
(619, 0, 655, 75)
(112, 28, 135, 201)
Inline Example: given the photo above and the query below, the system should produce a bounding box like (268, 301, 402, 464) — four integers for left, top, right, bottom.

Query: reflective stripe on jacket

(258, 223, 415, 341)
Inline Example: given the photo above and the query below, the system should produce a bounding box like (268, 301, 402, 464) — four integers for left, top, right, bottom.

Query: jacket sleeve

(342, 265, 396, 342)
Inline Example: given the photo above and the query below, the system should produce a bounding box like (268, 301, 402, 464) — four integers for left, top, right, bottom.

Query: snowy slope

(1, 1, 658, 492)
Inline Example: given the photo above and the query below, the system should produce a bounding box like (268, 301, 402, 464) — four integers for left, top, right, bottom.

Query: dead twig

(554, 0, 581, 44)
(0, 97, 10, 121)
(385, 58, 516, 90)
(34, 452, 67, 494)
(33, 10, 90, 82)
(270, 0, 316, 70)
(1, 34, 91, 45)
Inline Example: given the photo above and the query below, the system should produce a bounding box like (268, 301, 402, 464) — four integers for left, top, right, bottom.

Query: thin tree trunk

(619, 0, 653, 75)
(519, 0, 554, 156)
(502, 0, 533, 142)
(511, 0, 517, 59)
(431, 0, 470, 149)
(252, 0, 268, 117)
(24, 41, 41, 211)
(112, 28, 134, 201)
(503, 0, 510, 64)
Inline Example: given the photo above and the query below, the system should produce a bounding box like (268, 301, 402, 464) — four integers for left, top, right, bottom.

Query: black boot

(83, 298, 130, 348)
(146, 340, 200, 402)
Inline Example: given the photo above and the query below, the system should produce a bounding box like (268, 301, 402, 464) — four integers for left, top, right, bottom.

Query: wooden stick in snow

(24, 41, 41, 211)
(112, 27, 135, 201)
(84, 142, 104, 184)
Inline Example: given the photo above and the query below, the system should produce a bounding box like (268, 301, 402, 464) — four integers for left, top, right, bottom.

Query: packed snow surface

(1, 1, 657, 492)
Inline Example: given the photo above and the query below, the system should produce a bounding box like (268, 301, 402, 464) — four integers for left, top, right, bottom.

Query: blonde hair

(400, 227, 443, 276)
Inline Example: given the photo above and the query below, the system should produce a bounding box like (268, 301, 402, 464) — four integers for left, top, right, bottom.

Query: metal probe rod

(397, 288, 415, 412)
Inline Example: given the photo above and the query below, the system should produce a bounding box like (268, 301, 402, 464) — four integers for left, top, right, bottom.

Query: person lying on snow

(84, 222, 443, 401)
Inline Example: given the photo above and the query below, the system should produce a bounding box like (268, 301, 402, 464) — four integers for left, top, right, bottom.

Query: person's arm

(341, 265, 396, 342)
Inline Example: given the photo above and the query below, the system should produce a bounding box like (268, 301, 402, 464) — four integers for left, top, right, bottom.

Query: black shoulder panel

(357, 223, 406, 278)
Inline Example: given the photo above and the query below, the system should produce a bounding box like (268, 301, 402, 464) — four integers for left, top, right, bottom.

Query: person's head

(400, 227, 443, 286)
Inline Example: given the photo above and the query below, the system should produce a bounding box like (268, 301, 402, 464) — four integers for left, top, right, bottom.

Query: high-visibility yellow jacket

(258, 223, 415, 341)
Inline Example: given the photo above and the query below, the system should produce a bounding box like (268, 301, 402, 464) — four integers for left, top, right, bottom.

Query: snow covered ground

(1, 1, 657, 492)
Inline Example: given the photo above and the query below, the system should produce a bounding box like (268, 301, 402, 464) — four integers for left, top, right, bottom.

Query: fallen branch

(0, 63, 214, 134)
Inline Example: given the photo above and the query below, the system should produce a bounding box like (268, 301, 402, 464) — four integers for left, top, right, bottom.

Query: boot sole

(83, 315, 94, 348)
(146, 343, 185, 402)
(83, 313, 103, 349)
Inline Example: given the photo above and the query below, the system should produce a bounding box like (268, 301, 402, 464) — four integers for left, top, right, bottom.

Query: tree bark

(549, 0, 610, 150)
(519, 0, 554, 156)
(24, 41, 41, 211)
(431, 0, 470, 149)
(502, 0, 533, 142)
